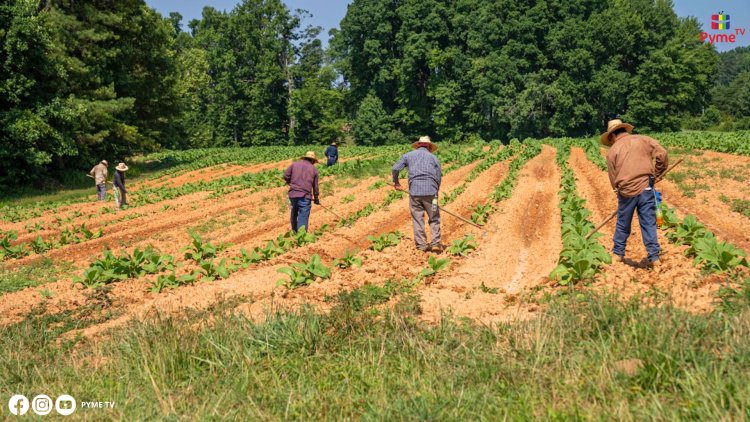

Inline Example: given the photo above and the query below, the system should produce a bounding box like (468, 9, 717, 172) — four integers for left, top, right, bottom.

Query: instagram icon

(32, 394, 53, 416)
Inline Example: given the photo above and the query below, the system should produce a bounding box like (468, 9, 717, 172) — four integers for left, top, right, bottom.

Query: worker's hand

(314, 198, 321, 205)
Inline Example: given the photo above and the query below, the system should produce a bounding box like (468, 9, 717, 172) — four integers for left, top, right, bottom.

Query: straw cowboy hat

(115, 162, 129, 172)
(412, 135, 437, 152)
(301, 151, 319, 163)
(101, 160, 108, 166)
(600, 119, 634, 147)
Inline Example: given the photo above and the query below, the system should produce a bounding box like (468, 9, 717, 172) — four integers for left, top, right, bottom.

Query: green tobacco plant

(277, 254, 331, 289)
(74, 248, 174, 288)
(341, 195, 356, 204)
(197, 259, 234, 282)
(382, 190, 405, 206)
(418, 256, 451, 279)
(448, 235, 478, 256)
(0, 231, 27, 260)
(692, 236, 749, 272)
(150, 271, 198, 293)
(332, 250, 363, 269)
(368, 232, 403, 251)
(667, 215, 709, 246)
(470, 203, 493, 225)
(183, 232, 223, 262)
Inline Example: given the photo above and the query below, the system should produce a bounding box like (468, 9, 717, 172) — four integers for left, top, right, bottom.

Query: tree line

(1, 0, 747, 190)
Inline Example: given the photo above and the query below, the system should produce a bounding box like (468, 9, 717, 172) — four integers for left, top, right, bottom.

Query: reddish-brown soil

(0, 159, 482, 330)
(570, 147, 718, 312)
(418, 145, 561, 324)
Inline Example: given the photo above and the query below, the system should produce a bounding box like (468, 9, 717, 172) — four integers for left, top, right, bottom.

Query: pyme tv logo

(711, 12, 730, 30)
(701, 11, 746, 44)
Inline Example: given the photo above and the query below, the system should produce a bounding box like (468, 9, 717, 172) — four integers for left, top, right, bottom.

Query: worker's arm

(391, 154, 407, 189)
(651, 139, 669, 180)
(606, 151, 617, 192)
(435, 156, 442, 191)
(90, 166, 96, 176)
(312, 171, 320, 204)
(282, 165, 292, 184)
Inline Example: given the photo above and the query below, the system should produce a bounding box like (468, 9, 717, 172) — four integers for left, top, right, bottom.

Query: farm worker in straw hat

(392, 136, 444, 253)
(89, 160, 109, 201)
(113, 162, 129, 209)
(325, 141, 339, 166)
(283, 151, 320, 232)
(602, 118, 668, 269)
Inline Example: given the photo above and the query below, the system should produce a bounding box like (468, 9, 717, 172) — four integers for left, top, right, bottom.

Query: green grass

(0, 258, 75, 294)
(2, 278, 750, 419)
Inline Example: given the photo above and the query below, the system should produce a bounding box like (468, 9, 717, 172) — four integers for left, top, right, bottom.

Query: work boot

(416, 245, 430, 253)
(647, 259, 661, 270)
(430, 243, 445, 253)
(614, 254, 625, 263)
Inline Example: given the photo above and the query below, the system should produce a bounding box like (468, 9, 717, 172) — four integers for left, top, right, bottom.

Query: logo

(55, 394, 77, 416)
(701, 11, 746, 44)
(7, 395, 29, 416)
(32, 394, 53, 416)
(711, 12, 730, 30)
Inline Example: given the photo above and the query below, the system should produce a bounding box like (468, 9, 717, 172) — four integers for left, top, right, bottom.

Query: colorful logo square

(711, 14, 730, 30)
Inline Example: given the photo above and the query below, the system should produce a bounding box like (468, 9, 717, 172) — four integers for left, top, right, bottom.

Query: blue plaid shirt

(392, 147, 442, 196)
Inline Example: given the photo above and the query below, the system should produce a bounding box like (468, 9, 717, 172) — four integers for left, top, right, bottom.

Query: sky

(146, 0, 749, 52)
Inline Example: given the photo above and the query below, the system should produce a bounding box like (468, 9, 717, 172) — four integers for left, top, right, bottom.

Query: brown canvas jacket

(606, 134, 668, 198)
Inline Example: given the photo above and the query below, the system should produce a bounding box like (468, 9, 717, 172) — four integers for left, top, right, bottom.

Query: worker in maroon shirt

(283, 151, 320, 232)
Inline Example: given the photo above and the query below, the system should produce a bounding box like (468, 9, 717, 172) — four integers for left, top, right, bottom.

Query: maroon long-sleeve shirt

(283, 159, 319, 200)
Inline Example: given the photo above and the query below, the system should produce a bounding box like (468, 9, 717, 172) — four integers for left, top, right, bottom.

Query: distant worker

(283, 151, 320, 232)
(392, 136, 443, 253)
(325, 141, 339, 166)
(89, 160, 108, 201)
(602, 118, 668, 269)
(113, 162, 129, 209)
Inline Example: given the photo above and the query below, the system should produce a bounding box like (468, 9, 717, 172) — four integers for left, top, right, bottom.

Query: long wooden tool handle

(585, 210, 617, 240)
(439, 206, 485, 229)
(655, 158, 684, 183)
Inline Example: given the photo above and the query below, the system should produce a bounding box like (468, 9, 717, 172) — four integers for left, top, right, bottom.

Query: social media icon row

(8, 394, 76, 416)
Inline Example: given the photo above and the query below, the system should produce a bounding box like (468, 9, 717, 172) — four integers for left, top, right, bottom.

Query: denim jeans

(96, 183, 106, 201)
(290, 197, 312, 232)
(613, 189, 660, 262)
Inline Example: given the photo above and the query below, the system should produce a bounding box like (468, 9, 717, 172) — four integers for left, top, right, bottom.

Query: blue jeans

(290, 197, 312, 232)
(613, 189, 660, 262)
(96, 183, 106, 201)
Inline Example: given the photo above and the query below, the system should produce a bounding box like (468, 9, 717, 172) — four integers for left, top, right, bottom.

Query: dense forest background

(1, 0, 749, 189)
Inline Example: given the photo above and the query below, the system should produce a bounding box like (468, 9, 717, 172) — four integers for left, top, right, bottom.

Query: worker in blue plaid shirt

(392, 136, 444, 253)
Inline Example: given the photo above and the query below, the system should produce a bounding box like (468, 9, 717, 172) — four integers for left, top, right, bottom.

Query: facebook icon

(8, 395, 30, 416)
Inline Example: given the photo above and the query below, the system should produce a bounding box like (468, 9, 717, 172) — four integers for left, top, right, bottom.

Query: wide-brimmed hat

(600, 119, 634, 146)
(301, 151, 318, 163)
(412, 136, 437, 152)
(115, 162, 129, 172)
(330, 141, 338, 146)
(101, 160, 108, 166)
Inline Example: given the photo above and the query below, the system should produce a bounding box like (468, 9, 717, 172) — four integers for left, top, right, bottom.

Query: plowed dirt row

(417, 145, 561, 324)
(3, 171, 373, 270)
(570, 147, 716, 312)
(0, 159, 482, 330)
(50, 160, 483, 337)
(0, 175, 387, 326)
(2, 159, 295, 237)
(248, 153, 517, 318)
